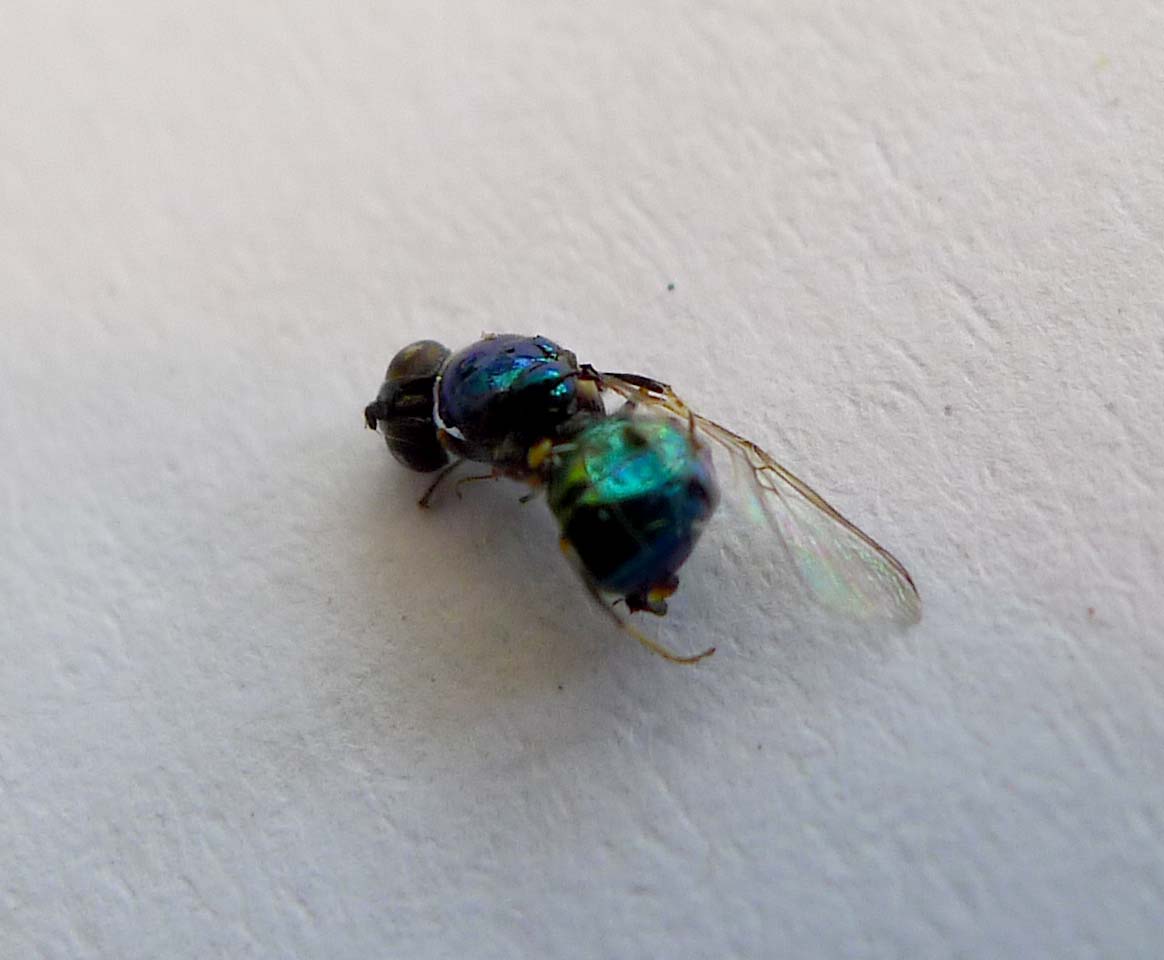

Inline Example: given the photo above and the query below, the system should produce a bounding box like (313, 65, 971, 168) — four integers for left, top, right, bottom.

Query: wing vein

(596, 371, 921, 625)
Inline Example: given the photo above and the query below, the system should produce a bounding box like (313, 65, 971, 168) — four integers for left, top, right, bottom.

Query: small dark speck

(666, 283, 675, 292)
(1105, 401, 1116, 413)
(1087, 607, 1096, 619)
(557, 684, 564, 691)
(943, 404, 953, 417)
(756, 743, 762, 751)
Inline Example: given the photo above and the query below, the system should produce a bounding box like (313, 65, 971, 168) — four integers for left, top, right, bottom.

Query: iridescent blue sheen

(436, 334, 602, 467)
(547, 416, 719, 597)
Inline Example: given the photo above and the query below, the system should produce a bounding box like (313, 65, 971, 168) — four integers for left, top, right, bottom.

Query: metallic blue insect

(365, 334, 920, 663)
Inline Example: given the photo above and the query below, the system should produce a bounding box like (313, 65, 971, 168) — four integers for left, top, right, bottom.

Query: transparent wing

(594, 371, 922, 625)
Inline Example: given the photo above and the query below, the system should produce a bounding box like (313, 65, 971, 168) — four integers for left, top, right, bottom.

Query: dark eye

(387, 340, 450, 383)
(371, 340, 451, 473)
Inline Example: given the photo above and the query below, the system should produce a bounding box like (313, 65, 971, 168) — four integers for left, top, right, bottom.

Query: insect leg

(417, 458, 465, 509)
(453, 470, 501, 499)
(573, 561, 715, 665)
(622, 620, 715, 665)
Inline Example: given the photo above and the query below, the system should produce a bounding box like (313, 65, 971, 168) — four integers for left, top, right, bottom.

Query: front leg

(417, 459, 465, 509)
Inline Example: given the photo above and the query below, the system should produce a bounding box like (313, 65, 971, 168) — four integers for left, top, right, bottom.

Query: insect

(365, 333, 921, 664)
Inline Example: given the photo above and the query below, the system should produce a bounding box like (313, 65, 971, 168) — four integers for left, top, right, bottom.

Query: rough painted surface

(2, 3, 1162, 957)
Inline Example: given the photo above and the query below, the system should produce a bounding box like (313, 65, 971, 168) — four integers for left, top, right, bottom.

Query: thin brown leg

(454, 470, 500, 499)
(571, 553, 714, 665)
(417, 459, 464, 509)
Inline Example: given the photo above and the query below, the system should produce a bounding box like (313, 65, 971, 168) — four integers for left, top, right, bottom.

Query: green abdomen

(547, 417, 719, 596)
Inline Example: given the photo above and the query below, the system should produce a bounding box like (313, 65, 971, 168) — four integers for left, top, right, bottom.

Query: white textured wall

(3, 3, 1163, 957)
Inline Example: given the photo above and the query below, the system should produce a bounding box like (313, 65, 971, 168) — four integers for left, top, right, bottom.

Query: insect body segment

(546, 414, 718, 616)
(434, 334, 603, 471)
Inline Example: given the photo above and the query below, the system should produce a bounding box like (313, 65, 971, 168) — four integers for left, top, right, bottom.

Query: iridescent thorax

(435, 334, 602, 469)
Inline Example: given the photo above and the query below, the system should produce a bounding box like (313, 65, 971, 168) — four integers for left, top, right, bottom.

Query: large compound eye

(366, 340, 451, 473)
(387, 340, 450, 384)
